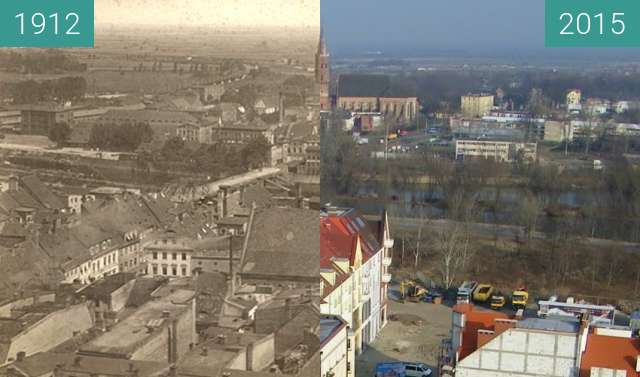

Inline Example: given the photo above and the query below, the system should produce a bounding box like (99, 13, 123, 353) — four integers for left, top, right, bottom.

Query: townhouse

(320, 208, 393, 359)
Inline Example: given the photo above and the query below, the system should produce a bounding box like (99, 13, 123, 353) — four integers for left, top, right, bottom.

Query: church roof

(337, 74, 416, 98)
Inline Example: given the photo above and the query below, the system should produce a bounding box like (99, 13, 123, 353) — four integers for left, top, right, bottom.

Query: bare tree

(434, 222, 473, 289)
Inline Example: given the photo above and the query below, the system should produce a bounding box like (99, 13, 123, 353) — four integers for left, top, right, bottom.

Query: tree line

(12, 77, 87, 104)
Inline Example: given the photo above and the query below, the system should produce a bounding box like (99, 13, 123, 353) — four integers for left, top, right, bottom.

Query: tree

(434, 222, 473, 290)
(48, 122, 71, 146)
(241, 135, 271, 169)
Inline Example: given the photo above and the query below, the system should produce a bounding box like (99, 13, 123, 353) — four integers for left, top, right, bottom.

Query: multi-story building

(177, 123, 213, 144)
(320, 315, 355, 377)
(455, 140, 537, 162)
(461, 94, 494, 118)
(144, 234, 194, 278)
(213, 122, 275, 144)
(566, 89, 582, 113)
(19, 104, 74, 135)
(320, 208, 393, 356)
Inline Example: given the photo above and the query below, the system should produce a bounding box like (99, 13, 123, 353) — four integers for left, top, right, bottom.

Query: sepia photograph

(0, 1, 320, 376)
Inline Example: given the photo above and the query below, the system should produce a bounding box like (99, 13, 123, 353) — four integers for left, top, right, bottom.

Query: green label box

(0, 0, 94, 47)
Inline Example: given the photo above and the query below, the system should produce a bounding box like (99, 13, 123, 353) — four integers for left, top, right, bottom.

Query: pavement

(356, 296, 452, 377)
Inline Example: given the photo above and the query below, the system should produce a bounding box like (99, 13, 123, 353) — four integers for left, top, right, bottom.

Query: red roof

(454, 304, 509, 360)
(320, 211, 383, 299)
(580, 333, 640, 377)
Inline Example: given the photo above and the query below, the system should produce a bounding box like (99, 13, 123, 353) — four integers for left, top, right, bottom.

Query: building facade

(320, 209, 393, 356)
(461, 94, 494, 118)
(455, 140, 537, 162)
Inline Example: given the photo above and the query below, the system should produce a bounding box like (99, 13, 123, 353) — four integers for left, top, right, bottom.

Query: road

(390, 216, 640, 253)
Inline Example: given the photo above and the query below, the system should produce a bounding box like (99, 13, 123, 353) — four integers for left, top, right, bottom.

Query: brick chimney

(8, 176, 18, 192)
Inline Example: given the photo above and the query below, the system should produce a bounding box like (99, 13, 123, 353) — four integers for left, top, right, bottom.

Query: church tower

(316, 28, 330, 111)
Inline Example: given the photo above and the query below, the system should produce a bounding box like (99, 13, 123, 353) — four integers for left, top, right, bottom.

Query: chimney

(279, 92, 285, 125)
(8, 176, 18, 192)
(201, 347, 208, 356)
(246, 342, 254, 371)
(128, 363, 135, 372)
(171, 319, 178, 364)
(73, 356, 82, 366)
(217, 334, 226, 345)
(16, 351, 25, 362)
(162, 310, 171, 318)
(284, 298, 293, 320)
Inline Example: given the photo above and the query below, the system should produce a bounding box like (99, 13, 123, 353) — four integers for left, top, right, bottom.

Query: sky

(322, 0, 545, 55)
(95, 0, 319, 28)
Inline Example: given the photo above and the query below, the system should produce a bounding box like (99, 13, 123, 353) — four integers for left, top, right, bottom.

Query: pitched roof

(580, 333, 640, 377)
(241, 208, 319, 280)
(337, 74, 416, 98)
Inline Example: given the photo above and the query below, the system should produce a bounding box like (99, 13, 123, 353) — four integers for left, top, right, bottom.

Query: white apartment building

(320, 209, 393, 357)
(321, 315, 355, 377)
(455, 140, 537, 162)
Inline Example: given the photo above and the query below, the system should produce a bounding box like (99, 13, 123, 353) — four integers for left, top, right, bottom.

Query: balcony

(382, 257, 392, 266)
(382, 273, 392, 284)
(384, 238, 395, 249)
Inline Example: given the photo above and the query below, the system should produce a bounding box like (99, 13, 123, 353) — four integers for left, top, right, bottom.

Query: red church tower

(316, 28, 331, 111)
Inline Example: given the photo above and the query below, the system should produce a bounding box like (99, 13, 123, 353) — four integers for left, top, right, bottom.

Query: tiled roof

(241, 208, 319, 280)
(580, 333, 640, 377)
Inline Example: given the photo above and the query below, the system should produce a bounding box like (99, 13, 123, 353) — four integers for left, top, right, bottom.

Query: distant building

(177, 123, 213, 144)
(19, 104, 74, 135)
(213, 122, 275, 144)
(455, 140, 537, 162)
(584, 98, 611, 115)
(544, 121, 573, 143)
(97, 109, 197, 128)
(193, 83, 225, 103)
(337, 74, 418, 122)
(566, 89, 582, 113)
(461, 94, 494, 118)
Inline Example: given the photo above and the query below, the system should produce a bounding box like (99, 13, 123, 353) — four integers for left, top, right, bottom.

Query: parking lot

(356, 298, 452, 377)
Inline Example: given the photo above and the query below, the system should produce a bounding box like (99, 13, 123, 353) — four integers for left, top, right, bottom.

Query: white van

(404, 363, 432, 377)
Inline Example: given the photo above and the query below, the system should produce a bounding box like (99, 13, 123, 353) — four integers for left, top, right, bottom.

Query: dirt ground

(356, 298, 452, 377)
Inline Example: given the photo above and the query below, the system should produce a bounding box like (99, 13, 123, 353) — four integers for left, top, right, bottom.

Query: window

(172, 253, 177, 260)
(182, 253, 186, 261)
(182, 267, 187, 276)
(152, 265, 158, 275)
(172, 266, 177, 276)
(153, 252, 158, 260)
(162, 252, 167, 260)
(162, 266, 168, 275)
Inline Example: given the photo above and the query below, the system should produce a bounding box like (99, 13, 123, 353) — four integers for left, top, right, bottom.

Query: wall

(6, 303, 93, 364)
(456, 328, 578, 377)
(248, 334, 275, 371)
(321, 324, 349, 377)
(110, 279, 136, 313)
(0, 294, 55, 318)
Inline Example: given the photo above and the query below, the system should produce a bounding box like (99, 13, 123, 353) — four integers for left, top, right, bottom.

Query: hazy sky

(322, 0, 544, 55)
(96, 0, 319, 28)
